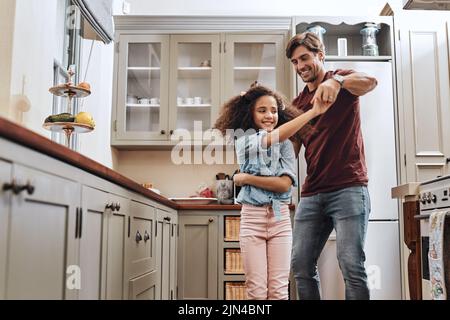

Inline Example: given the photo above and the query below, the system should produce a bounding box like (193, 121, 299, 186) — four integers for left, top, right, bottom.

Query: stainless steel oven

(416, 175, 450, 300)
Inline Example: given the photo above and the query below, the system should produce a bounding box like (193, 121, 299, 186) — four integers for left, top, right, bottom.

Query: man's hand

(312, 78, 340, 106)
(233, 173, 250, 187)
(311, 94, 334, 117)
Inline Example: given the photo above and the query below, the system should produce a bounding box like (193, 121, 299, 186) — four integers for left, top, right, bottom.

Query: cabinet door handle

(78, 208, 83, 238)
(135, 230, 143, 243)
(163, 216, 171, 222)
(144, 230, 150, 242)
(208, 218, 214, 223)
(105, 202, 114, 210)
(446, 157, 450, 164)
(3, 180, 34, 195)
(160, 130, 166, 135)
(114, 202, 121, 211)
(170, 130, 174, 135)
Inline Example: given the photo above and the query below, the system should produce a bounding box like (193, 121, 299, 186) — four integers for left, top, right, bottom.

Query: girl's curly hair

(214, 84, 307, 146)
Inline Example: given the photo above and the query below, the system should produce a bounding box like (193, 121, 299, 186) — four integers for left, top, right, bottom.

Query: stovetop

(419, 175, 450, 211)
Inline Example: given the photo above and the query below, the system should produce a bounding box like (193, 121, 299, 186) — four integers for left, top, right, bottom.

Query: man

(286, 32, 377, 300)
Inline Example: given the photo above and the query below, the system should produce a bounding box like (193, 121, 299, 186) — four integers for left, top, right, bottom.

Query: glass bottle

(306, 25, 326, 44)
(360, 23, 380, 56)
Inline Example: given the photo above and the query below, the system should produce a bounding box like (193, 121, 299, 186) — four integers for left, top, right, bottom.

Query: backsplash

(114, 150, 238, 198)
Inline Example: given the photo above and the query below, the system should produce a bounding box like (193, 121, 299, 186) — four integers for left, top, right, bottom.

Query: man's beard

(300, 72, 317, 83)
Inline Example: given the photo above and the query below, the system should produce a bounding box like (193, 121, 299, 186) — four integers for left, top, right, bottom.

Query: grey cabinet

(112, 17, 290, 147)
(128, 200, 156, 280)
(105, 193, 129, 300)
(155, 209, 178, 300)
(0, 137, 178, 300)
(0, 160, 12, 299)
(129, 270, 158, 300)
(79, 186, 129, 300)
(178, 214, 218, 299)
(396, 11, 450, 182)
(2, 163, 79, 299)
(79, 186, 110, 300)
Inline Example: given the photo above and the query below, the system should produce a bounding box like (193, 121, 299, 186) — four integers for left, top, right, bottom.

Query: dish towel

(428, 210, 449, 300)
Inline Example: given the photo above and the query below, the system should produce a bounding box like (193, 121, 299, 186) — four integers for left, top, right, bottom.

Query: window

(52, 0, 82, 150)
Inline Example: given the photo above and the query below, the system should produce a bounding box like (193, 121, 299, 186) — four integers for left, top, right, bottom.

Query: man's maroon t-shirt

(293, 69, 368, 197)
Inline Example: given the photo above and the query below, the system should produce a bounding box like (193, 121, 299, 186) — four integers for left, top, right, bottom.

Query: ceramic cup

(216, 180, 234, 204)
(138, 97, 150, 104)
(150, 97, 159, 105)
(127, 95, 138, 104)
(194, 97, 202, 104)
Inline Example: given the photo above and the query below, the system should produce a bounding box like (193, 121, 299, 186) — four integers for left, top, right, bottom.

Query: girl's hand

(233, 173, 249, 186)
(311, 97, 333, 117)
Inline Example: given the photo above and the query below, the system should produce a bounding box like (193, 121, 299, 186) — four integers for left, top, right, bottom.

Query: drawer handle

(163, 216, 171, 222)
(105, 202, 114, 210)
(144, 230, 150, 242)
(135, 230, 143, 243)
(3, 180, 34, 195)
(114, 202, 121, 211)
(208, 218, 214, 223)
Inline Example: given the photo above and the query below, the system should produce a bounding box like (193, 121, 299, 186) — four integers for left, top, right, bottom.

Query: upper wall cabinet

(395, 11, 450, 182)
(116, 35, 170, 141)
(293, 16, 394, 61)
(111, 16, 291, 148)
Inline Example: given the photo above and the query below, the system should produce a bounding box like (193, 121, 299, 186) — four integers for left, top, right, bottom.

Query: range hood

(403, 0, 450, 10)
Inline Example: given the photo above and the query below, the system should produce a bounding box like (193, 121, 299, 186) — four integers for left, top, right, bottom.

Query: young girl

(214, 84, 331, 300)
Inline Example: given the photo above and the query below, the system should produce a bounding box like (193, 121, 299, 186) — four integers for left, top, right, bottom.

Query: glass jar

(360, 23, 380, 56)
(306, 25, 326, 44)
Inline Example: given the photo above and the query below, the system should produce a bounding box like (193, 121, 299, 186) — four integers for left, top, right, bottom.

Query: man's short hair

(285, 32, 325, 59)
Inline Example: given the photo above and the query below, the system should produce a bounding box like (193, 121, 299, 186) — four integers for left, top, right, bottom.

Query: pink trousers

(240, 204, 292, 300)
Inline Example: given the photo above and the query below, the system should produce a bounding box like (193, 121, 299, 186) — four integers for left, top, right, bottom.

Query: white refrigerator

(296, 61, 402, 300)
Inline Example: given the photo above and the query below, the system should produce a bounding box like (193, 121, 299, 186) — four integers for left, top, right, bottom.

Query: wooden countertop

(0, 117, 297, 212)
(0, 117, 180, 208)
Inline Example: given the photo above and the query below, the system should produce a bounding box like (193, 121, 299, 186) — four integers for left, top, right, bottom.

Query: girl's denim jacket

(235, 130, 297, 219)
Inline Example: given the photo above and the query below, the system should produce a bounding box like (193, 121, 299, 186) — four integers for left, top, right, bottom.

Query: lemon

(75, 112, 95, 127)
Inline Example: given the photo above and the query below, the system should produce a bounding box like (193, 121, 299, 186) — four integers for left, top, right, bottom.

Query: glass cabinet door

(224, 34, 286, 99)
(169, 35, 220, 140)
(116, 35, 169, 140)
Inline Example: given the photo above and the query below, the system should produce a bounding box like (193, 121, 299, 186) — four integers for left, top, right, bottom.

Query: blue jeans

(291, 186, 371, 300)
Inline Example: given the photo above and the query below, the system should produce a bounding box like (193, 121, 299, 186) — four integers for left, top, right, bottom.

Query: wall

(77, 39, 115, 168)
(8, 0, 61, 137)
(122, 0, 399, 16)
(115, 150, 238, 198)
(0, 0, 16, 118)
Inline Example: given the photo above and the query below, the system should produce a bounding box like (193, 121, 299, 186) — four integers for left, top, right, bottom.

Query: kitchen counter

(0, 117, 296, 211)
(0, 117, 174, 209)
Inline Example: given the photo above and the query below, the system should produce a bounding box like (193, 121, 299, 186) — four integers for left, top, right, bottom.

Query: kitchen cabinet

(79, 186, 110, 300)
(395, 11, 450, 183)
(129, 270, 158, 300)
(111, 17, 291, 147)
(79, 186, 129, 300)
(218, 213, 246, 300)
(115, 35, 170, 141)
(155, 209, 178, 299)
(2, 163, 79, 299)
(0, 135, 178, 300)
(178, 213, 218, 299)
(128, 200, 156, 280)
(0, 160, 12, 299)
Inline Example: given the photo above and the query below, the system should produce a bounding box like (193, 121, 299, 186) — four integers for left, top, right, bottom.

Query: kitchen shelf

(233, 67, 276, 80)
(177, 104, 211, 108)
(234, 66, 276, 70)
(325, 55, 392, 61)
(127, 104, 160, 108)
(128, 67, 161, 71)
(178, 67, 212, 79)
